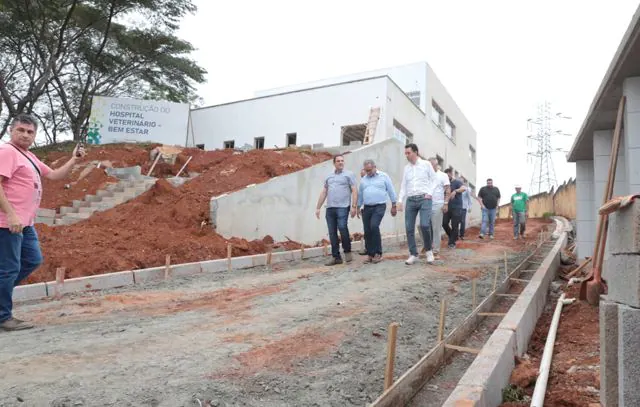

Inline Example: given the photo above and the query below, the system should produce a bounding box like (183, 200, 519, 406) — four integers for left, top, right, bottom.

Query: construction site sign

(87, 96, 190, 145)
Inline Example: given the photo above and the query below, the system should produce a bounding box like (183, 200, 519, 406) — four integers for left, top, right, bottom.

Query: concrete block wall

(576, 160, 595, 259)
(601, 199, 640, 407)
(623, 77, 640, 193)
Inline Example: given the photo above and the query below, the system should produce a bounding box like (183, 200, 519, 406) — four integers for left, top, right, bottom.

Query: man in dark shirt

(442, 168, 467, 249)
(477, 178, 501, 240)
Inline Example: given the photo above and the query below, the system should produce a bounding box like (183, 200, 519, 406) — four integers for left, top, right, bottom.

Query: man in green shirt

(510, 185, 529, 240)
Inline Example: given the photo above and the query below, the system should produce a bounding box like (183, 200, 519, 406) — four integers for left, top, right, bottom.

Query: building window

(431, 100, 444, 127)
(341, 124, 367, 146)
(392, 119, 413, 143)
(469, 145, 476, 164)
(286, 133, 297, 147)
(254, 137, 265, 149)
(223, 140, 235, 149)
(406, 90, 421, 107)
(445, 117, 455, 142)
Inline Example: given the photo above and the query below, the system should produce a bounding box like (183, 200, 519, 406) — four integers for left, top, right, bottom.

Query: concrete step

(84, 194, 101, 203)
(35, 216, 55, 226)
(89, 197, 124, 208)
(78, 207, 98, 214)
(36, 208, 56, 218)
(72, 200, 90, 209)
(112, 191, 136, 201)
(65, 212, 92, 220)
(96, 190, 114, 199)
(59, 206, 78, 215)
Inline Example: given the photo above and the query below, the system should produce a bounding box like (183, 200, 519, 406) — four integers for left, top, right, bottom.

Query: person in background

(0, 114, 86, 331)
(442, 168, 467, 249)
(426, 157, 450, 259)
(397, 144, 436, 265)
(357, 159, 397, 264)
(477, 178, 501, 240)
(459, 177, 473, 240)
(315, 154, 357, 266)
(509, 185, 529, 240)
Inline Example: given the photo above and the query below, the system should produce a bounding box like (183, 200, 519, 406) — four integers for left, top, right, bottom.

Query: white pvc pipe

(530, 293, 575, 407)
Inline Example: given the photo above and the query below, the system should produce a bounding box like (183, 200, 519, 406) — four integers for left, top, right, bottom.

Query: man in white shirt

(397, 143, 436, 265)
(427, 157, 450, 256)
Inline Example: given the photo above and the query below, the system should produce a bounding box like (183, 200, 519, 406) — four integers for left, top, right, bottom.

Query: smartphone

(76, 142, 84, 158)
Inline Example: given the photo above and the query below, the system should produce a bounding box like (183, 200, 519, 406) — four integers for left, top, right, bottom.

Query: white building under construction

(188, 62, 478, 190)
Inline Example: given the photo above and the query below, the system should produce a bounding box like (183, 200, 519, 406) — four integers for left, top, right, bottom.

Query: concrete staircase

(36, 166, 157, 226)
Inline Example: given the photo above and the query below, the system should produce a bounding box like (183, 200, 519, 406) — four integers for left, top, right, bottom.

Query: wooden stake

(266, 245, 273, 267)
(164, 255, 171, 280)
(300, 244, 305, 260)
(384, 322, 399, 391)
(147, 151, 162, 176)
(471, 278, 477, 309)
(438, 298, 447, 342)
(175, 156, 193, 178)
(55, 267, 65, 299)
(504, 251, 508, 275)
(227, 243, 232, 271)
(444, 344, 481, 354)
(323, 243, 328, 256)
(492, 265, 499, 291)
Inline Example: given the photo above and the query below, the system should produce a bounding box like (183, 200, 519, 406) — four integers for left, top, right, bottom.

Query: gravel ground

(0, 234, 545, 407)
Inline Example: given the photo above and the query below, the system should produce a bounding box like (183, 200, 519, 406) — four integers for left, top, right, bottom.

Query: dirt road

(0, 221, 552, 407)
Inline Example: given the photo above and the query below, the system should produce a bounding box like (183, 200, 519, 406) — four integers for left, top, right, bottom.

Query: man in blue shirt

(316, 154, 357, 266)
(442, 168, 467, 249)
(357, 159, 397, 263)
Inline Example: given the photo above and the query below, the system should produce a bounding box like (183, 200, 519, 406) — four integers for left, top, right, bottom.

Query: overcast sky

(179, 0, 640, 194)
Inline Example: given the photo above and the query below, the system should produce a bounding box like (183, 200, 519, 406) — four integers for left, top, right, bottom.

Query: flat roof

(568, 3, 640, 162)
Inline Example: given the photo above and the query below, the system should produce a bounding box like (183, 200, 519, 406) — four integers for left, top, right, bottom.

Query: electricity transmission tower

(526, 101, 572, 195)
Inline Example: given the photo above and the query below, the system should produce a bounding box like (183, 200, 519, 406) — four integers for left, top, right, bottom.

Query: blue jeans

(480, 208, 497, 236)
(362, 204, 386, 256)
(459, 209, 468, 238)
(326, 207, 351, 259)
(513, 212, 526, 237)
(405, 196, 432, 256)
(0, 226, 43, 322)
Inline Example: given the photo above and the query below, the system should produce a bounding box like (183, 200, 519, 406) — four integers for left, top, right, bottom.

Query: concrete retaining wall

(211, 138, 480, 244)
(442, 217, 569, 407)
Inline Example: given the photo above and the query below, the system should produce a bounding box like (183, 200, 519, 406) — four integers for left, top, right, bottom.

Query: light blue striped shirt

(357, 171, 397, 207)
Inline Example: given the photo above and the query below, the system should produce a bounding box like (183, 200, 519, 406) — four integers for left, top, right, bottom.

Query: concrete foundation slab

(600, 297, 619, 407)
(618, 304, 640, 407)
(46, 271, 134, 295)
(603, 254, 640, 308)
(12, 283, 47, 302)
(608, 200, 640, 254)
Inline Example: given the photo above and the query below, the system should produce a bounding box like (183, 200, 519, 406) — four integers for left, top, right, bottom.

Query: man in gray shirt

(316, 154, 358, 265)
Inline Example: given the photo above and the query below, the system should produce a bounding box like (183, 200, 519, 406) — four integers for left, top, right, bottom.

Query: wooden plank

(438, 299, 447, 341)
(510, 278, 531, 283)
(497, 293, 520, 298)
(444, 344, 481, 354)
(478, 312, 507, 317)
(55, 267, 65, 299)
(164, 255, 171, 280)
(384, 323, 399, 390)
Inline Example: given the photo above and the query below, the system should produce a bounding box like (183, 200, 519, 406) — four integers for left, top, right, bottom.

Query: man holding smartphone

(0, 114, 86, 331)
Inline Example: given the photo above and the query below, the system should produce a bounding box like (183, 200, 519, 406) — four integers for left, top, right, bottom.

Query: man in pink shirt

(0, 114, 85, 331)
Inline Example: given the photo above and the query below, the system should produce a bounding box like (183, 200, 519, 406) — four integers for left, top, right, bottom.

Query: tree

(0, 0, 206, 141)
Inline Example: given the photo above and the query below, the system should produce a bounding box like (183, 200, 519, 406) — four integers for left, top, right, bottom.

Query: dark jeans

(326, 207, 351, 259)
(442, 207, 463, 247)
(362, 204, 386, 256)
(405, 196, 432, 256)
(459, 209, 468, 238)
(0, 226, 43, 322)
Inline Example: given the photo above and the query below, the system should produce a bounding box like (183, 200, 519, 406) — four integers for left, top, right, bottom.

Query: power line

(526, 101, 572, 195)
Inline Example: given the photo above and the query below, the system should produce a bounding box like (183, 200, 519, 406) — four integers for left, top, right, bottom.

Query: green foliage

(502, 384, 526, 402)
(0, 0, 206, 142)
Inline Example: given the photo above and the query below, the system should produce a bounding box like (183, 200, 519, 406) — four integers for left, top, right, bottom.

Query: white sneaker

(426, 251, 435, 264)
(405, 255, 418, 265)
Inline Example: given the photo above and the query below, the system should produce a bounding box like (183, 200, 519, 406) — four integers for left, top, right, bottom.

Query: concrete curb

(13, 233, 405, 303)
(442, 217, 569, 407)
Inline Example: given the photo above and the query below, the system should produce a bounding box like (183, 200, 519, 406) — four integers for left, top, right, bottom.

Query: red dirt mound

(28, 149, 332, 284)
(41, 167, 118, 210)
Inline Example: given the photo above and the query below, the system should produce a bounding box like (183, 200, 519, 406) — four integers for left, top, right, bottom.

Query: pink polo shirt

(0, 143, 52, 228)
